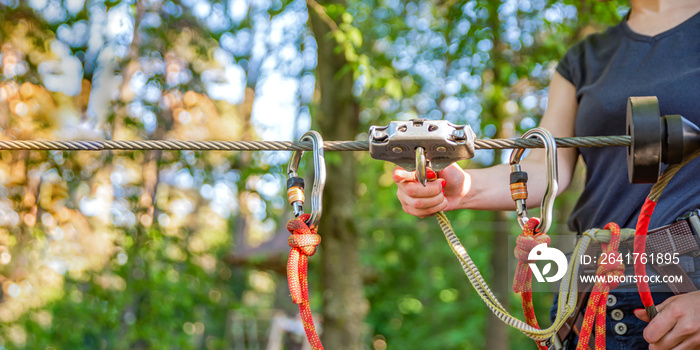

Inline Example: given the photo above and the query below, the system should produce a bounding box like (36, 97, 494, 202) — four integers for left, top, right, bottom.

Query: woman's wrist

(453, 168, 475, 210)
(451, 165, 516, 212)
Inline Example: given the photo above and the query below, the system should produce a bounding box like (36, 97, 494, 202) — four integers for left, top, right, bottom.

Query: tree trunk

(483, 2, 514, 347)
(486, 210, 511, 350)
(308, 2, 368, 349)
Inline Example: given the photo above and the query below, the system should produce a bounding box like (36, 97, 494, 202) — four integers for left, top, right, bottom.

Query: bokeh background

(0, 0, 627, 349)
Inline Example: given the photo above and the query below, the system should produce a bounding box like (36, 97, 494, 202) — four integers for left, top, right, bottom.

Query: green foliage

(19, 229, 236, 349)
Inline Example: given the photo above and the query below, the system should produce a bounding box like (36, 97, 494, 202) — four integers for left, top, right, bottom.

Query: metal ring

(509, 128, 558, 233)
(287, 131, 326, 229)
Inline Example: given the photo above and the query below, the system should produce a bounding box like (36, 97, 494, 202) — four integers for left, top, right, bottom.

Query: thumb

(634, 308, 651, 323)
(436, 163, 468, 192)
(392, 166, 417, 183)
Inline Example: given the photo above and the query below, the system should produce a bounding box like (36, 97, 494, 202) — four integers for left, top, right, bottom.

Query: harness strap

(287, 214, 324, 350)
(645, 219, 699, 293)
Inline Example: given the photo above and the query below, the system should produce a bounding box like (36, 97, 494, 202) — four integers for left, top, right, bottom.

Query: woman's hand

(634, 291, 700, 349)
(391, 72, 578, 217)
(392, 163, 469, 218)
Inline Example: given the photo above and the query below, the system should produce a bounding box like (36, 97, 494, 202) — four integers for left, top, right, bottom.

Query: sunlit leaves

(0, 1, 301, 348)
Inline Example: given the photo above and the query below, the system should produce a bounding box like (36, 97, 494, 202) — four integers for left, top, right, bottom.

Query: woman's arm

(393, 72, 579, 217)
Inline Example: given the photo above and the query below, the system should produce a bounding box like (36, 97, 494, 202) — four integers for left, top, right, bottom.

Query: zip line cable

(0, 135, 630, 151)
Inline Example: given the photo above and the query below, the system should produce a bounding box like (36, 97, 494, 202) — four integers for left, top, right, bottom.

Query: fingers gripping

(393, 166, 447, 217)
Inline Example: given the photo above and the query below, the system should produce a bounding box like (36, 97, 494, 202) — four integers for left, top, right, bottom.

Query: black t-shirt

(556, 11, 700, 233)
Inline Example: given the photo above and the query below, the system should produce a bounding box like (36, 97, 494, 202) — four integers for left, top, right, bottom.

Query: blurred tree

(308, 1, 368, 349)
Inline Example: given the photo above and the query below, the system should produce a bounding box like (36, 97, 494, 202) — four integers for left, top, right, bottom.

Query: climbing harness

(285, 131, 326, 350)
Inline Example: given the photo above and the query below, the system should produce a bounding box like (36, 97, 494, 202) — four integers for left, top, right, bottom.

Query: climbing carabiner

(287, 131, 326, 230)
(509, 128, 558, 234)
(415, 147, 428, 186)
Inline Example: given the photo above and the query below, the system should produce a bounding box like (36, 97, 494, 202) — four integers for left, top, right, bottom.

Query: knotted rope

(286, 213, 324, 350)
(513, 218, 550, 350)
(576, 223, 625, 350)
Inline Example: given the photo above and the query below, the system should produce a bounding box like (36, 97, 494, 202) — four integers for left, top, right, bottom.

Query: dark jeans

(551, 255, 700, 349)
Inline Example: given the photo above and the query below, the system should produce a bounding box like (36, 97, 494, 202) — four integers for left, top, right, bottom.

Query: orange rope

(287, 213, 324, 350)
(576, 223, 625, 350)
(513, 218, 550, 350)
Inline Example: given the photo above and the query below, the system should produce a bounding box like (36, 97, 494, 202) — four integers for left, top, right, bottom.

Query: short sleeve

(555, 42, 584, 89)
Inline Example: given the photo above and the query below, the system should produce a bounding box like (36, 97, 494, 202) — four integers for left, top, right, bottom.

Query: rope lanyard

(435, 211, 582, 342)
(575, 223, 624, 350)
(286, 214, 324, 350)
(285, 131, 326, 349)
(513, 218, 550, 350)
(634, 151, 700, 319)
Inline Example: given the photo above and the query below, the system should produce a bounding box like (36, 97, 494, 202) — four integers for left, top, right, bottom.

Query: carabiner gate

(509, 128, 558, 234)
(287, 131, 326, 229)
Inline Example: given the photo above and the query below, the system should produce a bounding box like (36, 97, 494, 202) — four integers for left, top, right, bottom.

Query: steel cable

(0, 135, 631, 151)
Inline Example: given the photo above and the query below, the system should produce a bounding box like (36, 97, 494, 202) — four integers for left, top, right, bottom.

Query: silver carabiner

(509, 127, 558, 234)
(415, 147, 428, 186)
(287, 130, 326, 229)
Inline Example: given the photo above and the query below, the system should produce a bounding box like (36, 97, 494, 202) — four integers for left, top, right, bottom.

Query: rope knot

(287, 214, 321, 256)
(514, 233, 551, 263)
(595, 222, 625, 290)
(596, 258, 625, 290)
(288, 234, 321, 255)
(285, 213, 324, 349)
(513, 218, 551, 293)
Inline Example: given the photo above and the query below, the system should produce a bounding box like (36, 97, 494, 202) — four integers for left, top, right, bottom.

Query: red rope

(633, 198, 657, 309)
(287, 213, 324, 350)
(576, 223, 625, 350)
(513, 218, 549, 350)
